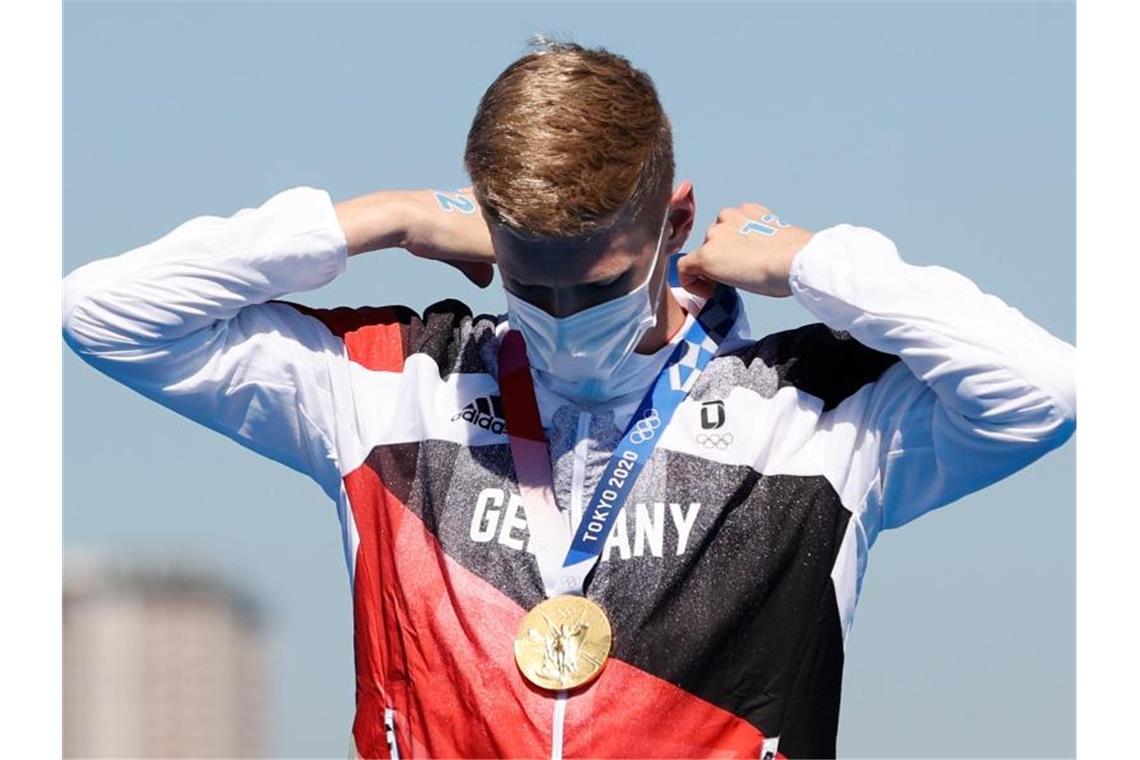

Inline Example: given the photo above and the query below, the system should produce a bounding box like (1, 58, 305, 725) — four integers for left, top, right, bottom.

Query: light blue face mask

(504, 209, 672, 403)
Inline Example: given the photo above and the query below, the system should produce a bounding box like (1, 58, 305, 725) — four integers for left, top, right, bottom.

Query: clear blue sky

(63, 2, 1075, 757)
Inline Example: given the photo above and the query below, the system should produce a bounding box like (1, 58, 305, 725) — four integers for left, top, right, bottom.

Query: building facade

(63, 552, 267, 758)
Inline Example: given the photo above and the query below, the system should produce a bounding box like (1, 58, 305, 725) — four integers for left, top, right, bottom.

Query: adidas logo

(452, 395, 507, 435)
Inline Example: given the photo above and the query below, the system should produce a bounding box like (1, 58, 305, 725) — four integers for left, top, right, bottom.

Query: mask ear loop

(644, 213, 674, 326)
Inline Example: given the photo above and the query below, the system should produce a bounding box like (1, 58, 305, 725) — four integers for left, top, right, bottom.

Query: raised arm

(786, 223, 1075, 534)
(62, 185, 495, 501)
(679, 204, 1076, 541)
(64, 186, 360, 500)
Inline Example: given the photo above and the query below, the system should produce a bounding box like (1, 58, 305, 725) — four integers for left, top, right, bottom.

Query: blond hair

(464, 35, 675, 242)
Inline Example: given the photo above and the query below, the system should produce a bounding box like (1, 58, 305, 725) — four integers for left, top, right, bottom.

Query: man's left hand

(678, 203, 814, 299)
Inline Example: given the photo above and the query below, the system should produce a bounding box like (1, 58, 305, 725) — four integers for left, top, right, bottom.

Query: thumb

(444, 259, 495, 289)
(677, 251, 716, 299)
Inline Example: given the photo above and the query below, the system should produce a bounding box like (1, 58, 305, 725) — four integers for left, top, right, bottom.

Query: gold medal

(514, 595, 612, 691)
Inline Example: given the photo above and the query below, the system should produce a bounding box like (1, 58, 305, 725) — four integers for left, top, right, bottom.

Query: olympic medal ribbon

(562, 289, 737, 572)
(499, 329, 575, 596)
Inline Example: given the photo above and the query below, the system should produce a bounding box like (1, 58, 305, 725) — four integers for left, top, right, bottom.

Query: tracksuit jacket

(61, 186, 1077, 759)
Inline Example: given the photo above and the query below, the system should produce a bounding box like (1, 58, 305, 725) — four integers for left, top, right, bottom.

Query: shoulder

(268, 298, 503, 376)
(714, 321, 900, 411)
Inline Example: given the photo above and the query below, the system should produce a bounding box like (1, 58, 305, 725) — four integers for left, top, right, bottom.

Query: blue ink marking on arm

(433, 190, 476, 214)
(740, 220, 778, 236)
(761, 214, 790, 228)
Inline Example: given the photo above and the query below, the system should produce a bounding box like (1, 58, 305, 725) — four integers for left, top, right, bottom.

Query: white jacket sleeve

(787, 224, 1076, 540)
(62, 186, 354, 502)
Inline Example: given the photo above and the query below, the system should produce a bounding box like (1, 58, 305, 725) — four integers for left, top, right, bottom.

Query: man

(62, 39, 1075, 759)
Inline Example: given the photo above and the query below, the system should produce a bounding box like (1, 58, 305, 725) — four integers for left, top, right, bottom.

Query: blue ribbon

(563, 283, 740, 567)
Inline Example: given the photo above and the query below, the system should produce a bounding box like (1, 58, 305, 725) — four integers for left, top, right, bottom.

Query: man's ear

(665, 179, 697, 254)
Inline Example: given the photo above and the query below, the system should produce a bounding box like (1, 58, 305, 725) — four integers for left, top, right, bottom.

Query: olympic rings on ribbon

(696, 432, 734, 450)
(628, 408, 662, 444)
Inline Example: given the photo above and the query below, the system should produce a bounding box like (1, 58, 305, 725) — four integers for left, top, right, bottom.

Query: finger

(742, 202, 773, 219)
(715, 205, 746, 226)
(677, 252, 716, 299)
(444, 259, 495, 288)
(680, 273, 717, 299)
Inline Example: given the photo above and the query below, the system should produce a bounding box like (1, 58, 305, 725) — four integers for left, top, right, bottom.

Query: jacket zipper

(569, 411, 592, 534)
(549, 411, 592, 760)
(384, 707, 401, 759)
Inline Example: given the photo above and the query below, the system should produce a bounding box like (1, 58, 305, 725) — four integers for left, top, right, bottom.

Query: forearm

(335, 190, 420, 257)
(788, 224, 1076, 429)
(62, 186, 363, 501)
(63, 186, 346, 351)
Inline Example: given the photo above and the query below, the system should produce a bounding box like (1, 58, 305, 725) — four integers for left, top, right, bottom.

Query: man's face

(488, 181, 696, 318)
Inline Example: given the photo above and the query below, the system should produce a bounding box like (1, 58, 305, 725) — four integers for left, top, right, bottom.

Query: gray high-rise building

(63, 551, 268, 758)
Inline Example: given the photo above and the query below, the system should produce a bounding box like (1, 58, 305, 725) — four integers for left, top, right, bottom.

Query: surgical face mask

(504, 209, 672, 403)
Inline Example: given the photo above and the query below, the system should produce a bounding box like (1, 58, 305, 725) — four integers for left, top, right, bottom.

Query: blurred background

(63, 1, 1075, 757)
(63, 550, 268, 758)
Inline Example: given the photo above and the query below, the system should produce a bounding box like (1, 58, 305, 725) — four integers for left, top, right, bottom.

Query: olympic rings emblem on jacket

(696, 432, 735, 450)
(628, 408, 662, 444)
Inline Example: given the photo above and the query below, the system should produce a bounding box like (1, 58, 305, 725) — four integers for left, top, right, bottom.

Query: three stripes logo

(452, 395, 507, 435)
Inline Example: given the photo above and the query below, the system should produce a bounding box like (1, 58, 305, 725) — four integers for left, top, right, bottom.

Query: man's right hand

(335, 186, 496, 288)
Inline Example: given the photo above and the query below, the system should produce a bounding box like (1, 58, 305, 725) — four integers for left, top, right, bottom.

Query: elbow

(1024, 374, 1076, 454)
(61, 265, 108, 353)
(1023, 370, 1076, 453)
(961, 366, 1076, 456)
(1050, 392, 1076, 448)
(61, 269, 121, 355)
(61, 271, 91, 348)
(1017, 336, 1076, 449)
(1044, 398, 1076, 450)
(1047, 342, 1077, 443)
(61, 302, 102, 358)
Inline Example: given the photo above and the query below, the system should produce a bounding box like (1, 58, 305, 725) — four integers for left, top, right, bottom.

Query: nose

(546, 288, 589, 319)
